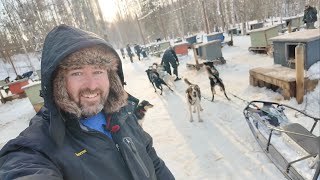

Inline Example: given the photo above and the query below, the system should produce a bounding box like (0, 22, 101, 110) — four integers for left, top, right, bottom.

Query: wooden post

(135, 13, 146, 45)
(295, 44, 304, 104)
(192, 45, 200, 70)
(288, 20, 292, 33)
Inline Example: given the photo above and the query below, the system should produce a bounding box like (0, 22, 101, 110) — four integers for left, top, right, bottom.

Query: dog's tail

(184, 78, 193, 86)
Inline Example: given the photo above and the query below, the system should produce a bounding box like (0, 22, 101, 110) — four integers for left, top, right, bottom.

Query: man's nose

(84, 75, 99, 90)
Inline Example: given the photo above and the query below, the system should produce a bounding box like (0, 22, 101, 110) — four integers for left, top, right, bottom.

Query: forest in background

(0, 0, 319, 64)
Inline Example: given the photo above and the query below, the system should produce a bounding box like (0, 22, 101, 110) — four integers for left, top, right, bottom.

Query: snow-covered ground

(0, 33, 319, 180)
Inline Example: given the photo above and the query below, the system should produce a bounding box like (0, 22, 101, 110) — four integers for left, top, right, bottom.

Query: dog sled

(243, 101, 319, 180)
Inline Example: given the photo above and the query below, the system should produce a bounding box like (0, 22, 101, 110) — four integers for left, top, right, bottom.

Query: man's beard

(77, 88, 108, 117)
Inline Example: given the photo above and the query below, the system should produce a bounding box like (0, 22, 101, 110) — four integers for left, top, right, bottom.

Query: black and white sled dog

(145, 67, 173, 95)
(203, 61, 230, 101)
(184, 78, 203, 122)
(134, 100, 154, 127)
(152, 63, 175, 88)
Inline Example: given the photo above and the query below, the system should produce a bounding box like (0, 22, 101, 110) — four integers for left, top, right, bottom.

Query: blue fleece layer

(80, 112, 112, 139)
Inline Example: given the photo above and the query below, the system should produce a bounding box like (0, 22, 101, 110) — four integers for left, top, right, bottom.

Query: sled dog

(203, 61, 230, 101)
(184, 78, 203, 122)
(152, 63, 175, 88)
(134, 100, 154, 127)
(145, 68, 173, 95)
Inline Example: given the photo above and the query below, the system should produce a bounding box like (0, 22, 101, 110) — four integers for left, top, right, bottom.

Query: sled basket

(243, 100, 320, 180)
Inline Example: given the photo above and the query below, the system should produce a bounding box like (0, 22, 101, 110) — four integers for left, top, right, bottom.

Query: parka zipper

(80, 129, 126, 166)
(123, 137, 150, 178)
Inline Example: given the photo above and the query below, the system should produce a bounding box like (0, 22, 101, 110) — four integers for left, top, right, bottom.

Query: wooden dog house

(249, 22, 264, 30)
(270, 29, 320, 69)
(22, 82, 43, 112)
(197, 40, 223, 61)
(7, 78, 29, 95)
(283, 15, 304, 30)
(207, 32, 224, 42)
(174, 42, 189, 56)
(186, 35, 197, 45)
(228, 28, 241, 36)
(249, 25, 279, 54)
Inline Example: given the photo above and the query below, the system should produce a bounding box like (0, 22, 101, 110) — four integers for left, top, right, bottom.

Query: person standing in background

(120, 47, 126, 59)
(126, 44, 134, 63)
(134, 44, 142, 61)
(161, 47, 181, 81)
(303, 4, 317, 29)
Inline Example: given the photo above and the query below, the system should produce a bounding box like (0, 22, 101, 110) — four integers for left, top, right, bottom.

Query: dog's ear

(195, 85, 201, 96)
(185, 88, 191, 94)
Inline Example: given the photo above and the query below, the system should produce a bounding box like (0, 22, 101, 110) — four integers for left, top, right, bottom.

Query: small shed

(197, 40, 223, 61)
(186, 35, 197, 45)
(207, 32, 224, 42)
(174, 42, 189, 56)
(249, 25, 279, 53)
(270, 29, 320, 69)
(250, 22, 264, 30)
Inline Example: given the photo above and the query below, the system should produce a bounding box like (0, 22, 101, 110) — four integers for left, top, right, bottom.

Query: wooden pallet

(249, 66, 319, 100)
(249, 66, 297, 100)
(0, 93, 27, 104)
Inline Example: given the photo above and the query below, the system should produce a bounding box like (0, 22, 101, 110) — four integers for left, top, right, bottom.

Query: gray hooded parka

(0, 25, 175, 180)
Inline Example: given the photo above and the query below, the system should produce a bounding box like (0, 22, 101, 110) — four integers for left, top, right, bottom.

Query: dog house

(283, 15, 304, 30)
(7, 78, 29, 95)
(270, 29, 320, 69)
(249, 25, 279, 54)
(277, 23, 286, 32)
(174, 42, 189, 56)
(249, 22, 264, 30)
(146, 43, 158, 55)
(22, 82, 43, 112)
(186, 35, 197, 45)
(36, 69, 41, 79)
(228, 28, 241, 36)
(197, 40, 223, 61)
(158, 41, 170, 51)
(0, 79, 6, 86)
(207, 32, 224, 42)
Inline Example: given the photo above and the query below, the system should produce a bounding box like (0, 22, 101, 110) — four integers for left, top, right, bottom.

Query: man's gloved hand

(176, 61, 180, 66)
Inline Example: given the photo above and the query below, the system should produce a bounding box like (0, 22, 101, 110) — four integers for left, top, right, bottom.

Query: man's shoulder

(0, 116, 53, 156)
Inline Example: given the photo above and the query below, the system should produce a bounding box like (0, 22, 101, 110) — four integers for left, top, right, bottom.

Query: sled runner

(243, 101, 319, 180)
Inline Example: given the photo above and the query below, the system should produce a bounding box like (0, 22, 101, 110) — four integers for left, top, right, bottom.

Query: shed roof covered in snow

(249, 25, 278, 33)
(270, 29, 320, 42)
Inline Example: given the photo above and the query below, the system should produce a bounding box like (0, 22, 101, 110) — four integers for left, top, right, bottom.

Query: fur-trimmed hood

(41, 24, 127, 145)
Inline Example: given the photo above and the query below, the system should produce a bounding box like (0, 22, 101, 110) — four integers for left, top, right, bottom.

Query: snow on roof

(249, 25, 279, 33)
(270, 29, 320, 42)
(207, 32, 223, 35)
(21, 81, 41, 89)
(282, 14, 304, 20)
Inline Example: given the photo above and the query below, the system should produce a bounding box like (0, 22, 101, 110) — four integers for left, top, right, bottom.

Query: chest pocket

(122, 137, 150, 178)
